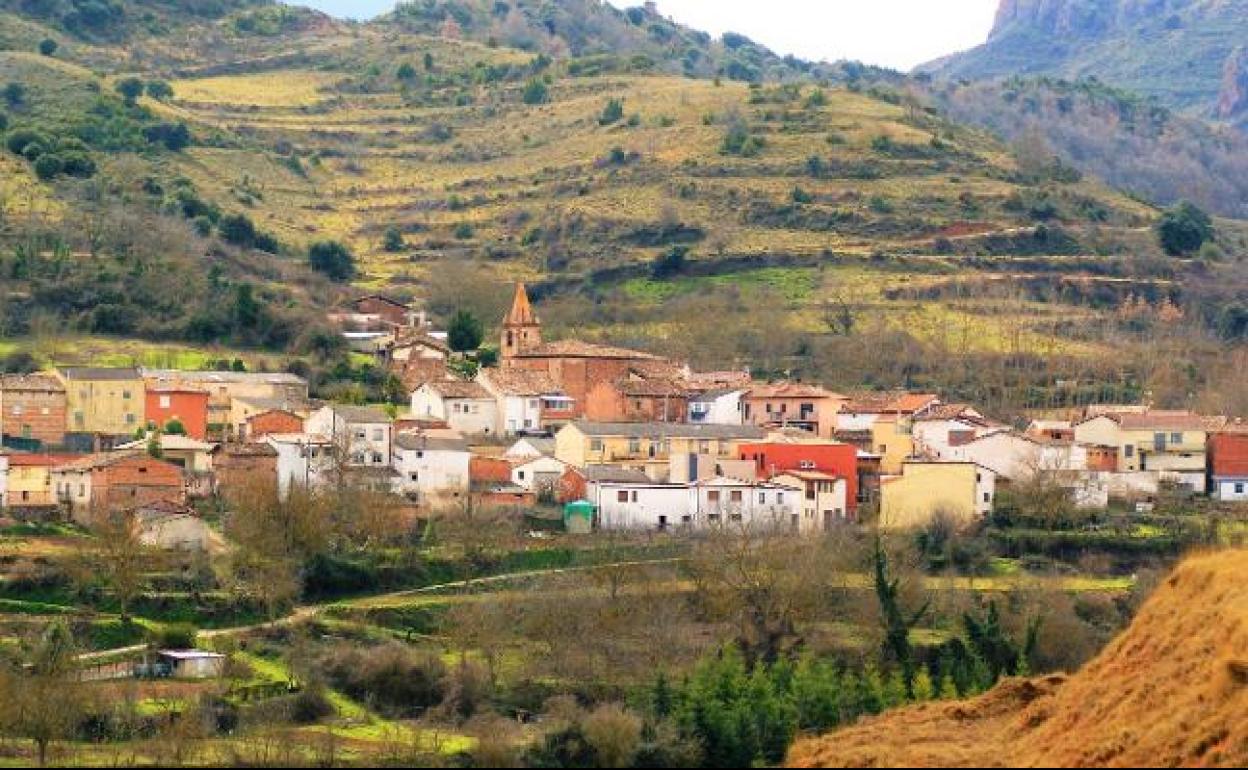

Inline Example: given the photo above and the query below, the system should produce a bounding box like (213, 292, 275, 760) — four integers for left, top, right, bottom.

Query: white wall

(912, 420, 1003, 458)
(393, 448, 470, 502)
(590, 483, 691, 531)
(948, 433, 1086, 481)
(501, 395, 543, 436)
(306, 408, 392, 467)
(511, 456, 567, 492)
(690, 391, 745, 426)
(1215, 478, 1248, 502)
(267, 438, 333, 498)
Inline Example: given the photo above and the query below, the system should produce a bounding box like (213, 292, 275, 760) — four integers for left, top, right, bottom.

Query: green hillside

(0, 0, 1245, 412)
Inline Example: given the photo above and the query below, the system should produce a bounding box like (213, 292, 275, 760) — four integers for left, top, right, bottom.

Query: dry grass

(788, 548, 1248, 768)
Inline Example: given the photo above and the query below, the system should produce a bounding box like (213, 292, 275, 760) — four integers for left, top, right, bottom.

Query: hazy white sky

(298, 1, 999, 71)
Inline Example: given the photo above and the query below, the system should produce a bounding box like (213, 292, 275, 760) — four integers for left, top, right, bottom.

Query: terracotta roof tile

(481, 368, 563, 396)
(517, 340, 662, 361)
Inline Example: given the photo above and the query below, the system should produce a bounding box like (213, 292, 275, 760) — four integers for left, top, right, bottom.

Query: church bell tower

(501, 282, 542, 365)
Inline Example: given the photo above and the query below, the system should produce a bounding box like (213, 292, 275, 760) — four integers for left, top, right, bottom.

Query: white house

(835, 392, 941, 432)
(306, 405, 394, 469)
(687, 389, 747, 426)
(0, 450, 8, 508)
(477, 368, 573, 436)
(770, 471, 849, 533)
(265, 433, 334, 498)
(911, 404, 1005, 459)
(411, 380, 500, 436)
(392, 430, 471, 504)
(588, 476, 800, 533)
(511, 455, 568, 495)
(945, 431, 1087, 481)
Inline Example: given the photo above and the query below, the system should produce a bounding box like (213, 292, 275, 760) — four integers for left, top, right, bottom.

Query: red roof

(7, 453, 85, 467)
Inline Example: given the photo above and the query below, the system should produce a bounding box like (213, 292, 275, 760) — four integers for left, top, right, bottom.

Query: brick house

(51, 452, 186, 522)
(0, 374, 67, 447)
(351, 295, 415, 329)
(145, 387, 210, 440)
(5, 453, 84, 508)
(585, 377, 690, 424)
(246, 409, 305, 440)
(212, 443, 279, 500)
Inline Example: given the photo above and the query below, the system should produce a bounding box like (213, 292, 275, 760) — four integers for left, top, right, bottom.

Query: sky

(297, 1, 999, 71)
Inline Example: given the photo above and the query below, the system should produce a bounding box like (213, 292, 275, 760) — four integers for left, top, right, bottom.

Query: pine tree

(913, 668, 935, 701)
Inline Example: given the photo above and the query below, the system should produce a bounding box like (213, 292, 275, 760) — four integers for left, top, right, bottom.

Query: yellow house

(871, 417, 916, 475)
(880, 461, 996, 530)
(556, 421, 766, 476)
(58, 367, 145, 437)
(1073, 411, 1218, 488)
(5, 454, 83, 507)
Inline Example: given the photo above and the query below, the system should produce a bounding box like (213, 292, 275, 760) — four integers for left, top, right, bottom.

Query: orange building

(146, 387, 210, 439)
(212, 443, 279, 501)
(743, 382, 848, 438)
(0, 375, 67, 447)
(585, 377, 690, 423)
(246, 409, 305, 440)
(52, 452, 186, 520)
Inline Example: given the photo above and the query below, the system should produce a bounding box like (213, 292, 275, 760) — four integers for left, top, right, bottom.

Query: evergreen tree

(1157, 200, 1214, 256)
(873, 537, 929, 697)
(115, 77, 146, 107)
(308, 240, 356, 281)
(38, 38, 58, 57)
(447, 309, 484, 353)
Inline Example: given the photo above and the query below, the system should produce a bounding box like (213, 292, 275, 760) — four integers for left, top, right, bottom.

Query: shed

(563, 500, 596, 534)
(158, 650, 226, 679)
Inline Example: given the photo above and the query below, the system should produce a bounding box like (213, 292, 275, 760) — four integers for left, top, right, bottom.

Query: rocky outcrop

(1217, 46, 1248, 120)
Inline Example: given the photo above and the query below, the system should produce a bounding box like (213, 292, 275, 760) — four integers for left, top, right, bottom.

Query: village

(0, 282, 1244, 550)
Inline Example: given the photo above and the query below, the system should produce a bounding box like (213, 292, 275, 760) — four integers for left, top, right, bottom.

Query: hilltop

(788, 547, 1248, 767)
(923, 0, 1248, 130)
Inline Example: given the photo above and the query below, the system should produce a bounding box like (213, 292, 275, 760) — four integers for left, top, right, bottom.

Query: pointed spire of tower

(501, 282, 542, 365)
(506, 282, 538, 327)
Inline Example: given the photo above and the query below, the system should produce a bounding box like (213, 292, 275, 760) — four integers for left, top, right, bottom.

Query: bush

(60, 151, 96, 178)
(600, 98, 624, 125)
(522, 78, 549, 105)
(721, 121, 764, 157)
(382, 226, 404, 252)
(115, 77, 145, 106)
(143, 122, 191, 151)
(652, 245, 689, 279)
(5, 130, 47, 156)
(2, 82, 24, 107)
(1156, 201, 1214, 256)
(290, 684, 336, 724)
(39, 39, 58, 57)
(308, 240, 356, 281)
(320, 644, 447, 718)
(146, 80, 173, 100)
(151, 622, 198, 649)
(218, 213, 257, 247)
(33, 153, 63, 180)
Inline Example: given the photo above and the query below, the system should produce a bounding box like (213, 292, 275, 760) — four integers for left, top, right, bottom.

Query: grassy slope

(0, 3, 1231, 366)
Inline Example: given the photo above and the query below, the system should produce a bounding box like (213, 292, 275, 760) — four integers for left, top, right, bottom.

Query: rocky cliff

(923, 0, 1248, 124)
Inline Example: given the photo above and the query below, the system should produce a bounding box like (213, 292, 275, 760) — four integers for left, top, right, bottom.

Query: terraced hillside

(0, 2, 1245, 411)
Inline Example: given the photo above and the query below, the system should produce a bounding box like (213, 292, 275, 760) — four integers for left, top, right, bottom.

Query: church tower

(501, 282, 542, 365)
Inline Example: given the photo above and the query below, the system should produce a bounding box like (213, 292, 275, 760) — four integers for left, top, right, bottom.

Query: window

(372, 452, 384, 464)
(708, 513, 721, 523)
(729, 513, 742, 522)
(658, 516, 668, 531)
(410, 472, 419, 482)
(631, 491, 638, 503)
(1124, 445, 1135, 458)
(123, 390, 132, 400)
(1234, 483, 1244, 495)
(617, 491, 629, 503)
(730, 490, 743, 503)
(799, 460, 815, 470)
(373, 428, 384, 441)
(11, 405, 22, 416)
(159, 395, 171, 409)
(529, 400, 540, 410)
(759, 492, 766, 504)
(629, 438, 641, 454)
(591, 439, 604, 453)
(983, 493, 991, 503)
(518, 471, 526, 480)
(708, 490, 720, 503)
(1170, 432, 1183, 445)
(356, 429, 367, 440)
(777, 492, 785, 504)
(699, 440, 710, 454)
(125, 413, 136, 424)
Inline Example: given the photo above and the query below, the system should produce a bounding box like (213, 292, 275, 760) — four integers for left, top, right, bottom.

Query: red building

(739, 440, 860, 512)
(146, 387, 210, 440)
(1208, 429, 1248, 500)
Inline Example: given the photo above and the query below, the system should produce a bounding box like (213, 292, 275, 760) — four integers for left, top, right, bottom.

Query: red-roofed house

(585, 376, 690, 424)
(1209, 426, 1248, 501)
(50, 452, 186, 521)
(739, 438, 859, 514)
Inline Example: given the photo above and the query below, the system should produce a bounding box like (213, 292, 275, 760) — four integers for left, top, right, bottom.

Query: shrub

(453, 222, 474, 239)
(7, 129, 49, 156)
(721, 121, 763, 157)
(396, 62, 417, 80)
(447, 309, 483, 352)
(151, 623, 198, 649)
(39, 39, 58, 57)
(146, 80, 173, 100)
(60, 152, 96, 178)
(115, 77, 145, 106)
(33, 154, 63, 180)
(652, 245, 689, 279)
(290, 684, 336, 724)
(308, 240, 356, 281)
(2, 82, 24, 107)
(218, 213, 257, 247)
(600, 98, 624, 125)
(143, 121, 191, 151)
(383, 225, 404, 252)
(320, 644, 447, 718)
(522, 78, 549, 105)
(1156, 201, 1214, 256)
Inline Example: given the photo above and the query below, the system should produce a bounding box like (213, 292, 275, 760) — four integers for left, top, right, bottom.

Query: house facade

(4, 454, 82, 508)
(880, 461, 996, 530)
(555, 422, 766, 478)
(477, 368, 574, 436)
(245, 409, 306, 441)
(58, 367, 145, 439)
(230, 397, 311, 440)
(51, 452, 186, 522)
(1208, 430, 1248, 501)
(738, 439, 860, 514)
(145, 387, 210, 440)
(392, 430, 471, 504)
(306, 405, 394, 469)
(265, 433, 334, 498)
(411, 380, 499, 436)
(142, 370, 309, 434)
(770, 471, 850, 532)
(688, 389, 746, 426)
(511, 455, 568, 496)
(585, 377, 689, 424)
(910, 405, 1003, 458)
(211, 443, 278, 499)
(742, 382, 847, 438)
(0, 375, 67, 447)
(945, 431, 1087, 481)
(589, 477, 799, 532)
(1073, 411, 1215, 489)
